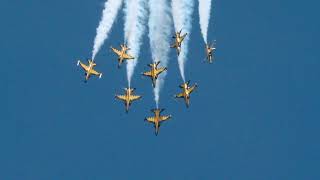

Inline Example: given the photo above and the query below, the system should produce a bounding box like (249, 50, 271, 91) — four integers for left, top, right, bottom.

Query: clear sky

(3, 0, 320, 179)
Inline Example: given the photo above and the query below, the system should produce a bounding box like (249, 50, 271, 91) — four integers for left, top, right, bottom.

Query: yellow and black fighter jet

(115, 87, 141, 113)
(145, 108, 171, 136)
(205, 43, 216, 63)
(175, 80, 197, 108)
(142, 61, 167, 88)
(110, 44, 134, 68)
(170, 29, 187, 56)
(77, 59, 102, 82)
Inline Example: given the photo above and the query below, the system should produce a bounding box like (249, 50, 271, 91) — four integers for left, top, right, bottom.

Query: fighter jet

(110, 44, 134, 68)
(175, 80, 198, 108)
(77, 59, 102, 82)
(145, 108, 171, 135)
(170, 29, 187, 56)
(142, 61, 167, 88)
(205, 43, 216, 63)
(115, 87, 141, 113)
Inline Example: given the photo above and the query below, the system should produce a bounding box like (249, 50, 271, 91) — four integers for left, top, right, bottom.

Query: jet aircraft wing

(181, 33, 187, 41)
(79, 62, 89, 71)
(146, 117, 155, 123)
(89, 69, 100, 76)
(175, 93, 184, 98)
(116, 95, 126, 101)
(129, 95, 141, 101)
(122, 53, 134, 59)
(188, 85, 197, 94)
(142, 71, 152, 77)
(155, 67, 166, 75)
(170, 43, 177, 48)
(111, 47, 122, 56)
(159, 115, 171, 122)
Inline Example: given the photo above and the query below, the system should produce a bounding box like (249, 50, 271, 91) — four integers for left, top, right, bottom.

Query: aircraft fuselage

(85, 61, 94, 80)
(154, 111, 161, 134)
(183, 87, 190, 106)
(124, 89, 132, 111)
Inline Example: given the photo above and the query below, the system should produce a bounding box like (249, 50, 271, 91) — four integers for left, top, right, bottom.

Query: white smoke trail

(124, 0, 148, 87)
(171, 0, 195, 82)
(149, 0, 172, 108)
(92, 0, 123, 60)
(198, 0, 212, 44)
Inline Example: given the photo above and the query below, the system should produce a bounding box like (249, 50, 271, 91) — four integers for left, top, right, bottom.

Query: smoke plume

(92, 0, 123, 60)
(148, 0, 172, 108)
(198, 0, 212, 44)
(124, 0, 148, 87)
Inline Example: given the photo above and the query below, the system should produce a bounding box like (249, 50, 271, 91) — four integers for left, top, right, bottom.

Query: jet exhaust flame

(148, 0, 172, 108)
(198, 0, 212, 44)
(92, 0, 123, 60)
(171, 0, 195, 82)
(124, 0, 148, 87)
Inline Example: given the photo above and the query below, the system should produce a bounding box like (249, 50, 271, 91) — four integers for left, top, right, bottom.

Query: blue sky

(3, 0, 320, 179)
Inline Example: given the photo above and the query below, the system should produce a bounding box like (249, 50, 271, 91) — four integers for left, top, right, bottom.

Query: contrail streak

(124, 0, 148, 87)
(148, 0, 172, 108)
(198, 0, 212, 44)
(171, 0, 194, 82)
(92, 0, 123, 60)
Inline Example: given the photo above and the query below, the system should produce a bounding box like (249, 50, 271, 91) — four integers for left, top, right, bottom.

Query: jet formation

(77, 30, 216, 135)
